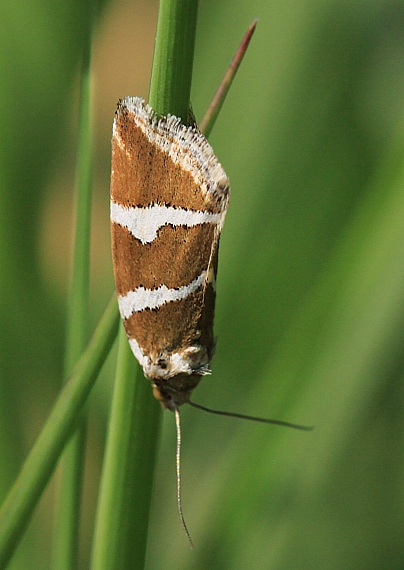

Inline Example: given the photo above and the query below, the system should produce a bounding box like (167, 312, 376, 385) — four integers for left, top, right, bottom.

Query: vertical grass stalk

(91, 0, 199, 567)
(51, 3, 96, 568)
(0, 294, 119, 569)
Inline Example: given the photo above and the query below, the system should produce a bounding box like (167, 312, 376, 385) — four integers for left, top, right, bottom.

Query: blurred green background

(1, 0, 404, 568)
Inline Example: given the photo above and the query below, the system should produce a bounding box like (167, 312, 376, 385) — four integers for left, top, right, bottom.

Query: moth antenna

(175, 408, 194, 548)
(188, 401, 313, 431)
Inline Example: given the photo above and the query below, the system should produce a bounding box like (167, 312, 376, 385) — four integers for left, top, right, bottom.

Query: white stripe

(111, 201, 220, 244)
(128, 337, 149, 370)
(118, 270, 212, 319)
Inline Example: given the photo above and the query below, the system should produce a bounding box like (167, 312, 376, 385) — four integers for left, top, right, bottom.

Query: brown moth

(110, 97, 312, 547)
(110, 96, 230, 412)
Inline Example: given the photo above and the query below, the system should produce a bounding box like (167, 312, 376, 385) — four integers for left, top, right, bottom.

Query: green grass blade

(149, 0, 198, 120)
(91, 0, 199, 567)
(199, 18, 257, 138)
(51, 5, 96, 568)
(91, 329, 161, 570)
(0, 293, 119, 569)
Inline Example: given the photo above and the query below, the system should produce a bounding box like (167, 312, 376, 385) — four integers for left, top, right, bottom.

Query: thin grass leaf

(51, 4, 96, 568)
(0, 294, 119, 569)
(91, 0, 199, 567)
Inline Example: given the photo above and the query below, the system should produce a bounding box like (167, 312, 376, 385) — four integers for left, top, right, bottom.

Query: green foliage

(1, 0, 404, 569)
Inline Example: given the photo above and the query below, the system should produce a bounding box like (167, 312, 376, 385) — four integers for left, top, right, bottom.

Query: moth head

(152, 373, 201, 411)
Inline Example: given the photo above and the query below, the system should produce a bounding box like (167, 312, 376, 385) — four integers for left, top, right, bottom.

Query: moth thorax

(152, 374, 202, 410)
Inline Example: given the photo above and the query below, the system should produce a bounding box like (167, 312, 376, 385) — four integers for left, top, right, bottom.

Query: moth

(110, 97, 310, 547)
(110, 96, 230, 411)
